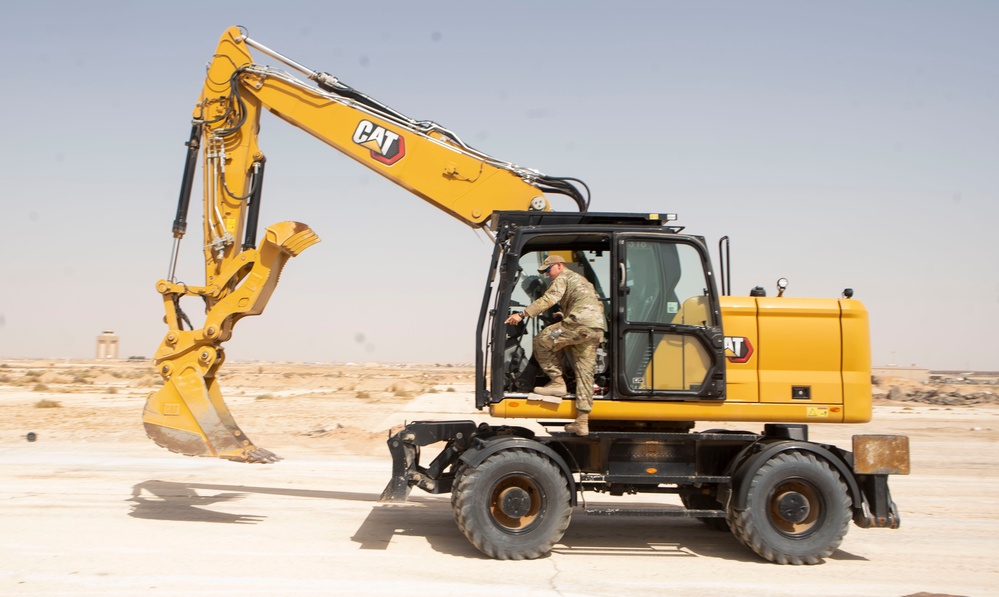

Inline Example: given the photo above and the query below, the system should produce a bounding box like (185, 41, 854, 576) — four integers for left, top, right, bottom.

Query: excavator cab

(477, 211, 727, 414)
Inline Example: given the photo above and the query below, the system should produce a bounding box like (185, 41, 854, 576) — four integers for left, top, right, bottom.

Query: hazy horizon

(1, 355, 998, 375)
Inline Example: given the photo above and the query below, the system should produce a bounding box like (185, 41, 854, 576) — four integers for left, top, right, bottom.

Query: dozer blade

(143, 357, 281, 463)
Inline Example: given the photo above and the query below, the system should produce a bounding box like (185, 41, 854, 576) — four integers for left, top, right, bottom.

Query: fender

(460, 434, 578, 506)
(726, 439, 862, 516)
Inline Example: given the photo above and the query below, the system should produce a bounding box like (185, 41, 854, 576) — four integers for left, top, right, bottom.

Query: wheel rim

(488, 473, 545, 533)
(767, 478, 824, 538)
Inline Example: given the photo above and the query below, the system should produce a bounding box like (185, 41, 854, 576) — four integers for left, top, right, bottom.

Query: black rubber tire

(679, 489, 730, 531)
(452, 449, 571, 560)
(727, 450, 851, 565)
(450, 463, 467, 511)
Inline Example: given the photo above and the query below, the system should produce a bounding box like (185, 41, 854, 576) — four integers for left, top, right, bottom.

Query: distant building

(96, 330, 119, 360)
(872, 366, 929, 383)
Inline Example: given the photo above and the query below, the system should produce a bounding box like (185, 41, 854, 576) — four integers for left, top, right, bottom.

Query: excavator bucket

(145, 222, 319, 463)
(143, 354, 280, 463)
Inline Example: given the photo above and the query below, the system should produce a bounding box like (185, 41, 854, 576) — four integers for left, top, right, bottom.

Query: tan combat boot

(533, 379, 567, 397)
(564, 412, 589, 436)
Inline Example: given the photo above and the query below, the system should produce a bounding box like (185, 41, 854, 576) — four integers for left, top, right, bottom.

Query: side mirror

(776, 277, 788, 298)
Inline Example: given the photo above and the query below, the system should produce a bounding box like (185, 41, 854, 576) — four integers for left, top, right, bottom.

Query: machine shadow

(127, 479, 380, 524)
(353, 498, 482, 557)
(127, 481, 867, 563)
(357, 498, 865, 563)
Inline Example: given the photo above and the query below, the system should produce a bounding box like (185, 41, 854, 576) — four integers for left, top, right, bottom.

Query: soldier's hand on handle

(505, 312, 525, 325)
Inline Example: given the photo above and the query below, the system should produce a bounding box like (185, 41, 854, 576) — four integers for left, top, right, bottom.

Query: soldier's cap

(538, 255, 566, 273)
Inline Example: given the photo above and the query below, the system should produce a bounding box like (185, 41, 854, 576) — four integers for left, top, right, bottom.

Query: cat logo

(352, 120, 406, 165)
(724, 336, 754, 363)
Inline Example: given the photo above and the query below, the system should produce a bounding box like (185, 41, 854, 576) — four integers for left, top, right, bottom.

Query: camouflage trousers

(534, 323, 603, 413)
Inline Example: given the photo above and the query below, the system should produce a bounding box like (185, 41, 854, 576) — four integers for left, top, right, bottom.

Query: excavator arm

(143, 26, 587, 462)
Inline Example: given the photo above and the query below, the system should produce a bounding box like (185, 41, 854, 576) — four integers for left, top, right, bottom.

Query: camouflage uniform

(524, 267, 606, 412)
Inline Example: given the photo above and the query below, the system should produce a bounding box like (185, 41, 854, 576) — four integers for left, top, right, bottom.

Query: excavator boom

(144, 27, 586, 461)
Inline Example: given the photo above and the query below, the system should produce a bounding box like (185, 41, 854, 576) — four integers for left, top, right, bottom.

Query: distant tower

(96, 330, 119, 360)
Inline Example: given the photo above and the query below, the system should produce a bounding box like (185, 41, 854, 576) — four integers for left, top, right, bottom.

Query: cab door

(614, 234, 725, 399)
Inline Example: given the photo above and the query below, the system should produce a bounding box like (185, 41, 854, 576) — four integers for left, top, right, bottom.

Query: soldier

(505, 255, 606, 436)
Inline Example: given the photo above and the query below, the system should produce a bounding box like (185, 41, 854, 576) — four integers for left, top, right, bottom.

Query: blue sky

(0, 1, 996, 369)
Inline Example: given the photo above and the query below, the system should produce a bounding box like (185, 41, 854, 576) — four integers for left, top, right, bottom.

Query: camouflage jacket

(524, 268, 606, 330)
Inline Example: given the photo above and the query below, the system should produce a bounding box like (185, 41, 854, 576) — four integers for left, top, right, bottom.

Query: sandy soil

(0, 359, 475, 454)
(1, 359, 996, 596)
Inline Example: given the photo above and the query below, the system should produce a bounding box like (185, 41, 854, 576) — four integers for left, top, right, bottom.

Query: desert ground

(1, 359, 996, 596)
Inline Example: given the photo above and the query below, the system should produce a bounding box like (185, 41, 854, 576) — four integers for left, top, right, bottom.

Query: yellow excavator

(145, 27, 908, 564)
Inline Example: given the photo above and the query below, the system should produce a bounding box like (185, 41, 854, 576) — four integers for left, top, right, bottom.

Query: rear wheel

(728, 450, 851, 565)
(453, 449, 571, 560)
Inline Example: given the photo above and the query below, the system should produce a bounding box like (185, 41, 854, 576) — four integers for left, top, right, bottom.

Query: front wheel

(452, 449, 571, 560)
(728, 450, 851, 565)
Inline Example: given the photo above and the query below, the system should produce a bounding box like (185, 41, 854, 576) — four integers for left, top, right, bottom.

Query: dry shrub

(32, 383, 49, 392)
(388, 381, 421, 396)
(35, 399, 61, 408)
